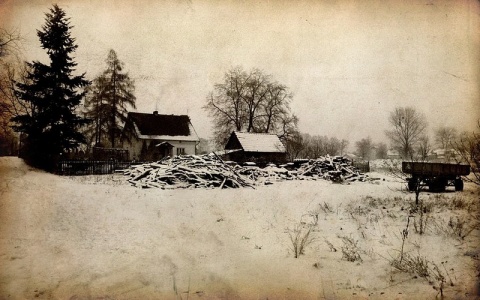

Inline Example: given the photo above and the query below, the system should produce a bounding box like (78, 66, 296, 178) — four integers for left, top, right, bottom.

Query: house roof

(126, 112, 199, 142)
(432, 148, 453, 155)
(225, 131, 286, 153)
(387, 149, 400, 156)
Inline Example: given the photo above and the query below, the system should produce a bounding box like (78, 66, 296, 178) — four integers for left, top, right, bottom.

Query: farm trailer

(402, 162, 470, 192)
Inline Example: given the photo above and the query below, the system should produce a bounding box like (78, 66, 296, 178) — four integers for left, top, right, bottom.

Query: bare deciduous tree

(243, 69, 269, 133)
(416, 135, 432, 161)
(205, 67, 249, 147)
(326, 137, 341, 155)
(257, 82, 291, 133)
(299, 134, 347, 158)
(452, 122, 480, 185)
(0, 28, 23, 155)
(284, 131, 304, 161)
(385, 107, 427, 159)
(376, 142, 388, 159)
(340, 139, 349, 156)
(278, 113, 303, 160)
(355, 137, 374, 160)
(0, 28, 21, 58)
(434, 126, 457, 149)
(204, 66, 296, 148)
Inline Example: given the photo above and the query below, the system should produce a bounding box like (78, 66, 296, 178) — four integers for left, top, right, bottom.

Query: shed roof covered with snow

(225, 131, 286, 153)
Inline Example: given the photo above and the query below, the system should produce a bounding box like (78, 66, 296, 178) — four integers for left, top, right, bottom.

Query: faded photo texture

(0, 0, 479, 299)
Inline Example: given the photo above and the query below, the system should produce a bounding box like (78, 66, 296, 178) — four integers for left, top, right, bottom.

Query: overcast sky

(1, 0, 479, 146)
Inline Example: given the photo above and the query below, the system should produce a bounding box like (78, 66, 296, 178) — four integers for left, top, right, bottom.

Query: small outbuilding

(122, 111, 199, 161)
(223, 131, 287, 165)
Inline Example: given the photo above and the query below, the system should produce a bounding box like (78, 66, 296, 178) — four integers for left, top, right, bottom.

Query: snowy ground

(0, 157, 479, 299)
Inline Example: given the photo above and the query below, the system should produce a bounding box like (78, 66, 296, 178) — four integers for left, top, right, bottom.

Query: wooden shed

(224, 131, 287, 165)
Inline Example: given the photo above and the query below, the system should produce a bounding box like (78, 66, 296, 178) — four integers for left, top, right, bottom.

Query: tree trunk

(111, 68, 116, 148)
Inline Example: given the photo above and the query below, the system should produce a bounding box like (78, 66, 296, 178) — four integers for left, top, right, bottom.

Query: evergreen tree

(83, 75, 109, 147)
(12, 5, 89, 170)
(85, 49, 135, 148)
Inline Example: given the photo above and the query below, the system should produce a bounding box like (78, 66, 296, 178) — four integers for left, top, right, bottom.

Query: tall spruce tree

(84, 49, 135, 148)
(12, 5, 89, 170)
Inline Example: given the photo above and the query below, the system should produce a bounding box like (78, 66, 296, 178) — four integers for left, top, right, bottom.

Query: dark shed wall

(226, 151, 287, 164)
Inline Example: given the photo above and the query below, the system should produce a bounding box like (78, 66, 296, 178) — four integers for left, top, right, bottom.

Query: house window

(177, 148, 185, 155)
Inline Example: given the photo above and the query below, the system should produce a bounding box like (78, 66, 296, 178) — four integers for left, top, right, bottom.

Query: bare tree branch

(385, 107, 427, 159)
(204, 66, 297, 149)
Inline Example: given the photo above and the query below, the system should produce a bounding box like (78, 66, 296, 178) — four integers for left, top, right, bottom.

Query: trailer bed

(402, 162, 470, 192)
(402, 162, 470, 176)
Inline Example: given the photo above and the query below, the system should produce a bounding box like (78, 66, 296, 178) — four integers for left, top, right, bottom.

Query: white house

(122, 111, 199, 161)
(430, 148, 458, 162)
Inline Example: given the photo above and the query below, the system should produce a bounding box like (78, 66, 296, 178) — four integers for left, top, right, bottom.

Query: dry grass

(412, 209, 430, 235)
(287, 224, 316, 258)
(298, 190, 475, 296)
(345, 196, 409, 217)
(390, 252, 430, 278)
(423, 194, 477, 212)
(338, 235, 363, 262)
(319, 201, 334, 214)
(430, 215, 480, 240)
(306, 202, 334, 225)
(324, 239, 337, 252)
(390, 254, 453, 298)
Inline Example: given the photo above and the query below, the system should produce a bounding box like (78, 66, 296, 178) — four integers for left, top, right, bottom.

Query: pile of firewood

(123, 154, 369, 189)
(236, 165, 296, 183)
(124, 154, 255, 189)
(296, 156, 368, 182)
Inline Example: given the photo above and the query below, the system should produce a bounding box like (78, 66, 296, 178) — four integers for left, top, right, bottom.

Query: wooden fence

(56, 160, 137, 175)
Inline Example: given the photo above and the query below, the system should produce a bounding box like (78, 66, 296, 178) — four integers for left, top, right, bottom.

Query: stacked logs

(124, 154, 254, 189)
(236, 156, 367, 184)
(123, 154, 368, 189)
(296, 156, 368, 182)
(236, 165, 295, 183)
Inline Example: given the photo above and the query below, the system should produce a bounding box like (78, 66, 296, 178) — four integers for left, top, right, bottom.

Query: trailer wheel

(454, 179, 464, 191)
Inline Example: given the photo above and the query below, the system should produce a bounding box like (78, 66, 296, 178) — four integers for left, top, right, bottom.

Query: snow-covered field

(0, 157, 478, 299)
